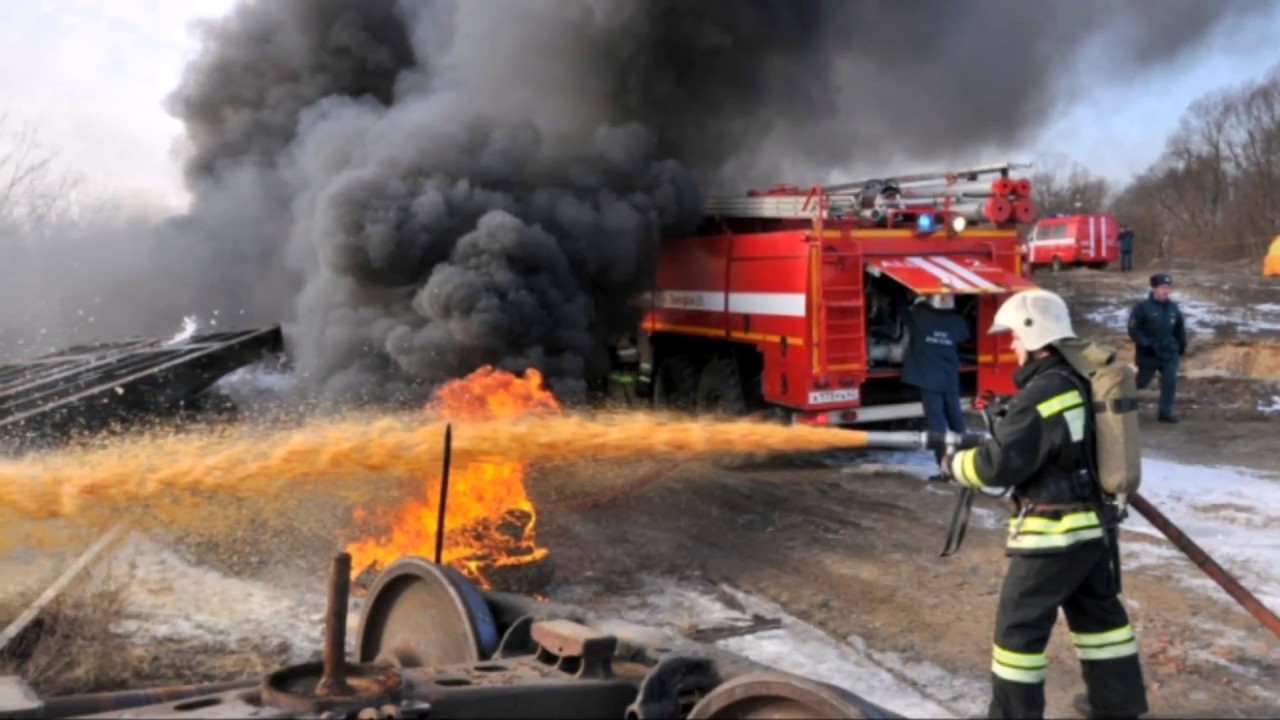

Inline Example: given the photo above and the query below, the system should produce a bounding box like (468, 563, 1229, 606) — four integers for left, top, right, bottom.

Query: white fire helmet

(989, 289, 1076, 351)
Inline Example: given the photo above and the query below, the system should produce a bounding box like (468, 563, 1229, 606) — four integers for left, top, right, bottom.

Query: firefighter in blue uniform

(942, 288, 1148, 720)
(901, 290, 968, 480)
(1127, 273, 1186, 423)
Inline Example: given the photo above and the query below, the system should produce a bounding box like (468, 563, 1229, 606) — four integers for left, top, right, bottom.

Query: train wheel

(695, 357, 747, 417)
(686, 672, 884, 719)
(356, 557, 500, 669)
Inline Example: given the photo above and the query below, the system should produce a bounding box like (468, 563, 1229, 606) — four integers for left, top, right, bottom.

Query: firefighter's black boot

(1073, 691, 1142, 719)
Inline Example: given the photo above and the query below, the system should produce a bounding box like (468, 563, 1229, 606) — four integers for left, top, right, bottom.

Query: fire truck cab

(1024, 213, 1117, 273)
(602, 162, 1040, 427)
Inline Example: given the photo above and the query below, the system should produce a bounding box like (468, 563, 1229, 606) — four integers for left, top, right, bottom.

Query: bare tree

(0, 112, 81, 241)
(1031, 152, 1113, 215)
(1224, 70, 1280, 255)
(1112, 61, 1280, 264)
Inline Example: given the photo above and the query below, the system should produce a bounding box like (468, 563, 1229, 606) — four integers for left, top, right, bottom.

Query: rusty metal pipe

(38, 680, 256, 719)
(1130, 493, 1280, 642)
(315, 552, 353, 696)
(434, 423, 453, 565)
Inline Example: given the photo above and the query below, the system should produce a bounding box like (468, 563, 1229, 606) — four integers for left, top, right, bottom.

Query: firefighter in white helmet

(940, 288, 1148, 719)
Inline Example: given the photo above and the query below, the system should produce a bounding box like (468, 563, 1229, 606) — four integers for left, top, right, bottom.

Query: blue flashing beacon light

(915, 213, 937, 235)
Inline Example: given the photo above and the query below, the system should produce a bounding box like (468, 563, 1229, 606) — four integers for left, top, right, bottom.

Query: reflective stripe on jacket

(948, 352, 1103, 555)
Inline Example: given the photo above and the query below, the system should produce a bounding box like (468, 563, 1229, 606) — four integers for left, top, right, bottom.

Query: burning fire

(345, 366, 556, 588)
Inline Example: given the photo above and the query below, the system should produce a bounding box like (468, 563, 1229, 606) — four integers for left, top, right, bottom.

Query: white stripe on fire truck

(905, 256, 977, 292)
(903, 256, 958, 287)
(928, 255, 1002, 292)
(908, 256, 1002, 293)
(727, 292, 807, 317)
(649, 291, 806, 317)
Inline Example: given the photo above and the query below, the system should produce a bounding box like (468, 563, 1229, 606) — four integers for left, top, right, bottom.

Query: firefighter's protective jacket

(949, 351, 1104, 555)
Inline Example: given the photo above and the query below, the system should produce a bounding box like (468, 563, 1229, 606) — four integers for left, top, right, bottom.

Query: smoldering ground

(4, 0, 1268, 401)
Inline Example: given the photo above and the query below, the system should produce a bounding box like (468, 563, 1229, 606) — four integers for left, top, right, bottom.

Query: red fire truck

(603, 162, 1040, 426)
(1023, 213, 1118, 273)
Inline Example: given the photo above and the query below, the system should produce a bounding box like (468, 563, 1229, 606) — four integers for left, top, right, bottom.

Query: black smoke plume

(161, 0, 1268, 404)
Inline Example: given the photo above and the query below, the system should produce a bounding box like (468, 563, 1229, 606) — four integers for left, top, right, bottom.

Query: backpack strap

(1097, 397, 1140, 414)
(1047, 367, 1105, 501)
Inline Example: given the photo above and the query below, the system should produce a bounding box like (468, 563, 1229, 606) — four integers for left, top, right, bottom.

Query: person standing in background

(902, 291, 969, 481)
(1117, 225, 1135, 273)
(1127, 273, 1186, 423)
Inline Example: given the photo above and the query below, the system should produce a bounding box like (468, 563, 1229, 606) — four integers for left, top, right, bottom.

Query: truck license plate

(808, 389, 859, 405)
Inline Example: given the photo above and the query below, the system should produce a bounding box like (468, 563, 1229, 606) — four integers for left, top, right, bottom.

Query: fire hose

(1127, 493, 1280, 642)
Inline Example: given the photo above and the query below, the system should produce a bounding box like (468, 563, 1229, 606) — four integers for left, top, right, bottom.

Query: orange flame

(345, 366, 556, 588)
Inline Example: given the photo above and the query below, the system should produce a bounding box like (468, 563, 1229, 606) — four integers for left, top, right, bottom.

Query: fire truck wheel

(695, 358, 747, 417)
(653, 356, 699, 412)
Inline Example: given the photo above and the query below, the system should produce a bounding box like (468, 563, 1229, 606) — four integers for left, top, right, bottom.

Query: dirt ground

(10, 444, 1274, 717)
(533, 447, 1280, 719)
(4, 261, 1279, 718)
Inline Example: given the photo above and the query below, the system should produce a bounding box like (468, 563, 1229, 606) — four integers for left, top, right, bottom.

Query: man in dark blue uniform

(902, 292, 969, 480)
(1117, 226, 1135, 273)
(1127, 273, 1186, 423)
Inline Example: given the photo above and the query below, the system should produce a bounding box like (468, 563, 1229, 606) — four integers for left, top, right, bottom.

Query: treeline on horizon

(1034, 62, 1280, 267)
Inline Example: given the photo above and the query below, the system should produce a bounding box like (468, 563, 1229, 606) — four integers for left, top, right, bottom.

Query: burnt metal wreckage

(0, 326, 283, 454)
(0, 553, 902, 720)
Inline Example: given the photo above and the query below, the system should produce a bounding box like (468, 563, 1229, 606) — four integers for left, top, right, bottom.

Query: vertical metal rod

(316, 552, 352, 696)
(433, 423, 453, 565)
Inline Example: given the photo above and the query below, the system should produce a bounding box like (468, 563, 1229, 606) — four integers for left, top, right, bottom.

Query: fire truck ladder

(821, 160, 1031, 194)
(704, 161, 1031, 220)
(814, 245, 866, 375)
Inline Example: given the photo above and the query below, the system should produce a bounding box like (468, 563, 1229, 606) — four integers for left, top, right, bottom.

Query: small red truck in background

(1024, 213, 1117, 273)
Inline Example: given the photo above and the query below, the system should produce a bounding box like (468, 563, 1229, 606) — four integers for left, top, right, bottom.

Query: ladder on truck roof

(703, 161, 1034, 224)
(821, 160, 1031, 194)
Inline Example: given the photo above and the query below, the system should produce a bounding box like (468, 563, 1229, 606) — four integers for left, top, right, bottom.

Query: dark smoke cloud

(160, 0, 1269, 404)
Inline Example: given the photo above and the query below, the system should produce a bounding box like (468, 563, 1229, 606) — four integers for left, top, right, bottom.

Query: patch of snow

(1123, 457, 1280, 612)
(581, 579, 986, 719)
(837, 449, 937, 481)
(966, 505, 1004, 530)
(104, 534, 326, 663)
(1086, 298, 1280, 336)
(1259, 395, 1280, 414)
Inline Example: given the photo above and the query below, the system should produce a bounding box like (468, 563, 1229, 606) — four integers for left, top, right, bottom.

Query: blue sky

(1030, 5, 1280, 184)
(2, 0, 1278, 211)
